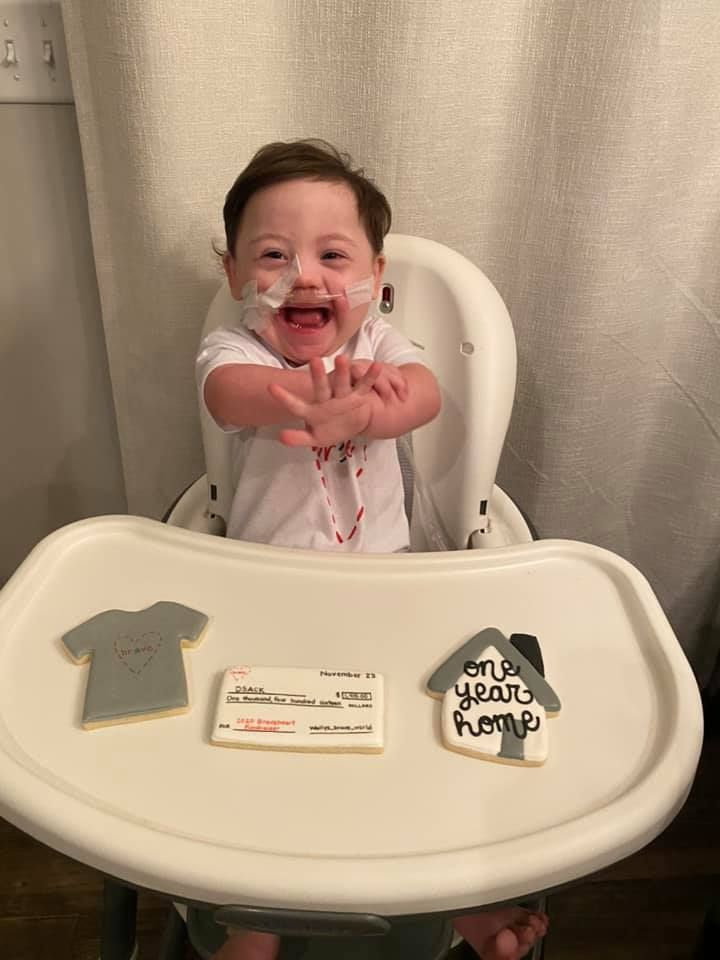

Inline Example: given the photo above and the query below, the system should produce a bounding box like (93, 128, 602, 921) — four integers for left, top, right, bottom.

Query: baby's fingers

(268, 382, 309, 419)
(332, 355, 352, 398)
(372, 377, 393, 402)
(352, 361, 381, 395)
(309, 357, 332, 403)
(349, 360, 371, 383)
(278, 427, 315, 447)
(389, 371, 409, 401)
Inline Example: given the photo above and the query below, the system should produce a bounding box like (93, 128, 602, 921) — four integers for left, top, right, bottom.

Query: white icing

(211, 666, 384, 753)
(441, 645, 548, 764)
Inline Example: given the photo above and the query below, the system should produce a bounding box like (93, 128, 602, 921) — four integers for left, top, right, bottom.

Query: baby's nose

(293, 259, 323, 288)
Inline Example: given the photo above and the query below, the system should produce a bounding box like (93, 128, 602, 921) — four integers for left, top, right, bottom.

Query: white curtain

(62, 0, 720, 683)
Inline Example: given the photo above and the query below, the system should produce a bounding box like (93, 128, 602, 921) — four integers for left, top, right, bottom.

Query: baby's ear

(223, 252, 242, 300)
(372, 254, 386, 298)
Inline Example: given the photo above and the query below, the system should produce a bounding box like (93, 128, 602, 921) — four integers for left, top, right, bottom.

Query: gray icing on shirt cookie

(427, 627, 561, 713)
(62, 602, 208, 726)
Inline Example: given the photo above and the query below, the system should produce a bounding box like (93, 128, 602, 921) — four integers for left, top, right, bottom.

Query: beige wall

(0, 103, 126, 583)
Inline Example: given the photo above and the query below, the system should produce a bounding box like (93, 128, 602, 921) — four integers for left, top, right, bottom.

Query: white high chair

(0, 237, 703, 960)
(167, 234, 534, 551)
(163, 233, 539, 956)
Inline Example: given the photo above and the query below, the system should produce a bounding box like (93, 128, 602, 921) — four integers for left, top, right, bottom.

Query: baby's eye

(321, 251, 347, 261)
(260, 250, 288, 261)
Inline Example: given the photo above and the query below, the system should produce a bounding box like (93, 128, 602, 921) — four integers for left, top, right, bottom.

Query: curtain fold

(63, 0, 720, 681)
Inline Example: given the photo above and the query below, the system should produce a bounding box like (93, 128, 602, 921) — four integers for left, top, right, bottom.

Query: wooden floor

(2, 716, 718, 960)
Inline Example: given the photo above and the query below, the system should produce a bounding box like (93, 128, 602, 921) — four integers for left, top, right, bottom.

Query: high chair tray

(0, 517, 702, 915)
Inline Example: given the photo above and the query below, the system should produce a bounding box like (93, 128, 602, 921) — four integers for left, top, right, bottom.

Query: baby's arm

(204, 364, 322, 428)
(269, 357, 438, 447)
(204, 356, 439, 441)
(351, 360, 440, 439)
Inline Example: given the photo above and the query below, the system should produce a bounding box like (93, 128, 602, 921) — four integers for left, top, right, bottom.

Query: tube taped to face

(237, 255, 302, 332)
(235, 255, 376, 333)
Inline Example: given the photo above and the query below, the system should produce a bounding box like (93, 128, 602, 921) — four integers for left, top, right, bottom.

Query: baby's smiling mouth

(279, 305, 331, 330)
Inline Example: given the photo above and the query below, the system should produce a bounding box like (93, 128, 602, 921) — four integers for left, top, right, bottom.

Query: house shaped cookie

(427, 628, 561, 765)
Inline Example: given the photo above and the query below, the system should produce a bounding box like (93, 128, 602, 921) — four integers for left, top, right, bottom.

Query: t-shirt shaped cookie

(427, 628, 561, 765)
(62, 602, 209, 729)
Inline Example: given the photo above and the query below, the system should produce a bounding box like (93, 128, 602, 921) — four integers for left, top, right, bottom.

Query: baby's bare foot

(211, 929, 280, 960)
(453, 907, 548, 960)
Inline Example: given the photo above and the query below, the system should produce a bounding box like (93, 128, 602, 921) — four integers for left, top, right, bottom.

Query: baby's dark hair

(221, 139, 392, 257)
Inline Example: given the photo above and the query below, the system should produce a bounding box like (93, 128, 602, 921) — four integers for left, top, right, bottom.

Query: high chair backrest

(198, 234, 517, 549)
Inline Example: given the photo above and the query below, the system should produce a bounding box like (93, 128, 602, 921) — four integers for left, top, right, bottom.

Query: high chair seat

(0, 516, 702, 919)
(179, 233, 529, 551)
(166, 473, 534, 549)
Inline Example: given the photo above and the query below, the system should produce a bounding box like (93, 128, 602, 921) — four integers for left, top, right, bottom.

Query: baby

(198, 140, 547, 959)
(196, 139, 440, 552)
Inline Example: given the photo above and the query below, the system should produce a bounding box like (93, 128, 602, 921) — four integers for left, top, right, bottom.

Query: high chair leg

(99, 878, 138, 960)
(158, 903, 189, 960)
(533, 895, 547, 960)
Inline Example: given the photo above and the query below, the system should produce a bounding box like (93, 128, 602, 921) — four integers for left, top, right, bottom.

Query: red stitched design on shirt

(312, 442, 368, 545)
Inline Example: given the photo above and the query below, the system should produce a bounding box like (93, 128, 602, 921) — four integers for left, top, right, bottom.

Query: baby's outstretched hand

(268, 355, 381, 447)
(350, 360, 408, 403)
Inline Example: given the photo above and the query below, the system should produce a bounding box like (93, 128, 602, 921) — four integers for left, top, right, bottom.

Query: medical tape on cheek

(236, 255, 302, 332)
(259, 254, 301, 309)
(344, 276, 375, 309)
(234, 281, 264, 332)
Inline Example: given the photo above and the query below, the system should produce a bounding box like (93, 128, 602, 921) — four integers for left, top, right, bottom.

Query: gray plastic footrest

(214, 904, 390, 937)
(187, 906, 453, 960)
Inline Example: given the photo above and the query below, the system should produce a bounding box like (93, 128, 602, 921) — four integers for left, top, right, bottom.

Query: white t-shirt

(196, 314, 426, 552)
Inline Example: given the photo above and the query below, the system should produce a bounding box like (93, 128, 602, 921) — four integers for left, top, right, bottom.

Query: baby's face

(225, 178, 385, 364)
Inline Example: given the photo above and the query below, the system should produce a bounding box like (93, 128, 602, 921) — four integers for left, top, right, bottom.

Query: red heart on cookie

(113, 632, 163, 676)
